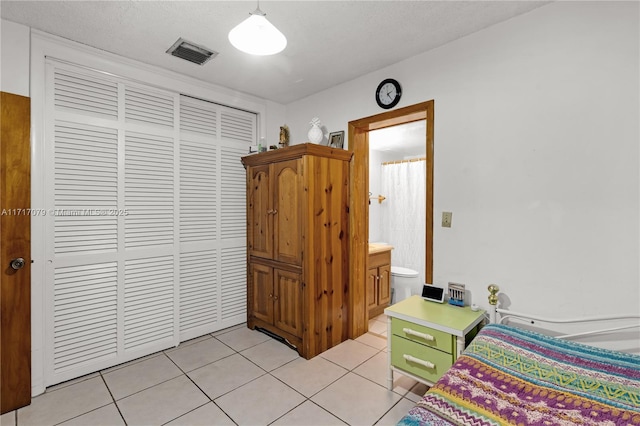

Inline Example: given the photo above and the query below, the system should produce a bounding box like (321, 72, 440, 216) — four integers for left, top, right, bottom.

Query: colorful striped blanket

(398, 324, 640, 426)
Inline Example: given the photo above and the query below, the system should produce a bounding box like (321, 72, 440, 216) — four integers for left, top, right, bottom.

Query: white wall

(1, 19, 30, 96)
(286, 2, 640, 348)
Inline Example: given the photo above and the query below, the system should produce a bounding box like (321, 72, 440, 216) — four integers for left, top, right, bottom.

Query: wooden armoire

(241, 143, 352, 359)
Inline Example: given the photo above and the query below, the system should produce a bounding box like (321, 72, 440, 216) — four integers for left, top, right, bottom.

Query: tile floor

(1, 315, 428, 426)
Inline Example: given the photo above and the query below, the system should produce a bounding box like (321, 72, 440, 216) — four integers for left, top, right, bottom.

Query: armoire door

(247, 164, 272, 260)
(273, 268, 303, 338)
(272, 159, 302, 265)
(249, 262, 274, 324)
(1, 92, 31, 413)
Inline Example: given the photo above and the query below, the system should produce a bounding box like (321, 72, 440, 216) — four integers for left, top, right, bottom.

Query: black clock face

(376, 78, 402, 109)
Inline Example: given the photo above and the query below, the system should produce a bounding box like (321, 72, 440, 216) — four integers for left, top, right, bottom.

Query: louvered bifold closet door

(45, 60, 181, 385)
(45, 59, 255, 386)
(178, 97, 252, 340)
(46, 63, 125, 385)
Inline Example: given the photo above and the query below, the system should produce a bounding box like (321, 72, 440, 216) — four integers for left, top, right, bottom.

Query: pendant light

(228, 2, 287, 56)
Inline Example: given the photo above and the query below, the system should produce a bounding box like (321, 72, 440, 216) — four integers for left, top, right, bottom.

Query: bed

(396, 287, 640, 426)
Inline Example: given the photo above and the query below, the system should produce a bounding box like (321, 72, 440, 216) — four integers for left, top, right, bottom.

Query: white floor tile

(240, 338, 300, 371)
(215, 374, 305, 426)
(353, 353, 418, 396)
(368, 319, 387, 335)
(405, 381, 429, 402)
(164, 335, 212, 352)
(17, 376, 112, 426)
(375, 398, 416, 426)
(271, 400, 347, 426)
(1, 411, 16, 426)
(45, 372, 100, 393)
(116, 375, 208, 426)
(390, 373, 420, 397)
(356, 332, 388, 350)
(211, 323, 245, 337)
(353, 351, 391, 387)
(319, 339, 378, 370)
(166, 336, 235, 372)
(165, 402, 235, 426)
(58, 403, 125, 426)
(100, 352, 162, 374)
(311, 373, 401, 426)
(188, 353, 264, 400)
(214, 326, 270, 352)
(271, 356, 348, 397)
(102, 353, 183, 400)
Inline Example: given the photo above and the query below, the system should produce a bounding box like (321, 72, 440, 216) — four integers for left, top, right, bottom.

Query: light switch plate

(442, 211, 452, 227)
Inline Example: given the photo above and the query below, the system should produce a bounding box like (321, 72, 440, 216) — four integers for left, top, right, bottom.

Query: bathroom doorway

(346, 101, 434, 337)
(369, 121, 426, 289)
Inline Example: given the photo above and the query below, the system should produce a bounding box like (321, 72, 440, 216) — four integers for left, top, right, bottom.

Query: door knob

(10, 257, 25, 270)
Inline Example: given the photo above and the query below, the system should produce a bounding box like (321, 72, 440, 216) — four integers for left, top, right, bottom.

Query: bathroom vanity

(368, 243, 392, 318)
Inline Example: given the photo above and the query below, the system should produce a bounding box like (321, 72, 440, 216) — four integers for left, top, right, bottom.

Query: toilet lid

(391, 266, 419, 278)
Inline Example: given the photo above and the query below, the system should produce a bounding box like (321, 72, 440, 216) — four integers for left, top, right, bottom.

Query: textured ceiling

(1, 1, 548, 104)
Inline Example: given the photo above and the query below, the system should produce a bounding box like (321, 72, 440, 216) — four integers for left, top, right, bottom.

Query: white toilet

(391, 266, 421, 303)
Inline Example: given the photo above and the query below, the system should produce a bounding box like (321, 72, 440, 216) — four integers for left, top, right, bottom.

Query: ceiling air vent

(166, 38, 218, 66)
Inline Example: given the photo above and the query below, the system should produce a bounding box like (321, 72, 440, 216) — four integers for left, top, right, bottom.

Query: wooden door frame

(347, 101, 434, 338)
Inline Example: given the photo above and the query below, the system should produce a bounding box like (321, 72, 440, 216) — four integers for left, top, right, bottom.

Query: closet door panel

(179, 138, 217, 243)
(53, 67, 118, 119)
(124, 131, 175, 249)
(179, 249, 218, 334)
(220, 145, 247, 241)
(124, 256, 174, 351)
(219, 144, 248, 326)
(124, 86, 174, 128)
(51, 262, 118, 375)
(177, 98, 253, 339)
(53, 123, 118, 255)
(220, 246, 247, 324)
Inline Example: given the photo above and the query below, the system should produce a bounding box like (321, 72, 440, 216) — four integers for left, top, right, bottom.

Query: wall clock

(375, 78, 402, 109)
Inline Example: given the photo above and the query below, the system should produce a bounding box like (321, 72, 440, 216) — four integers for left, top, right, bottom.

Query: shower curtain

(381, 160, 426, 285)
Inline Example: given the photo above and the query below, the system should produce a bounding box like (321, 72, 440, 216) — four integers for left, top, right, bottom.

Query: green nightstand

(384, 295, 485, 390)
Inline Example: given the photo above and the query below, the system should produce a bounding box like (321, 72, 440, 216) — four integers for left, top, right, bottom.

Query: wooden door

(378, 264, 391, 307)
(247, 165, 272, 260)
(1, 92, 31, 414)
(273, 159, 302, 265)
(273, 268, 303, 338)
(249, 262, 274, 325)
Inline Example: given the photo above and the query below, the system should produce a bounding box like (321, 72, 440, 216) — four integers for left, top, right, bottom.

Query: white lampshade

(228, 8, 287, 56)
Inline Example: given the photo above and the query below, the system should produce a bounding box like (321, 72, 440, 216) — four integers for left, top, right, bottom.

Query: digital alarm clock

(421, 284, 446, 303)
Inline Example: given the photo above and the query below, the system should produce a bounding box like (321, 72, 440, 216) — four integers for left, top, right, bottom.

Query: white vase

(308, 118, 323, 144)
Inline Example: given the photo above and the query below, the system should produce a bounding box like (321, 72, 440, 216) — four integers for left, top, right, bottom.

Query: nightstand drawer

(391, 317, 453, 354)
(390, 335, 454, 383)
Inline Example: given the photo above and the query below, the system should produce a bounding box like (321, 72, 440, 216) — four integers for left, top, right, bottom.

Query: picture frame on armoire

(328, 131, 344, 149)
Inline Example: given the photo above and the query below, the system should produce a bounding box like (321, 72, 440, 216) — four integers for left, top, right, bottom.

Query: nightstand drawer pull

(403, 354, 435, 369)
(402, 327, 434, 341)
